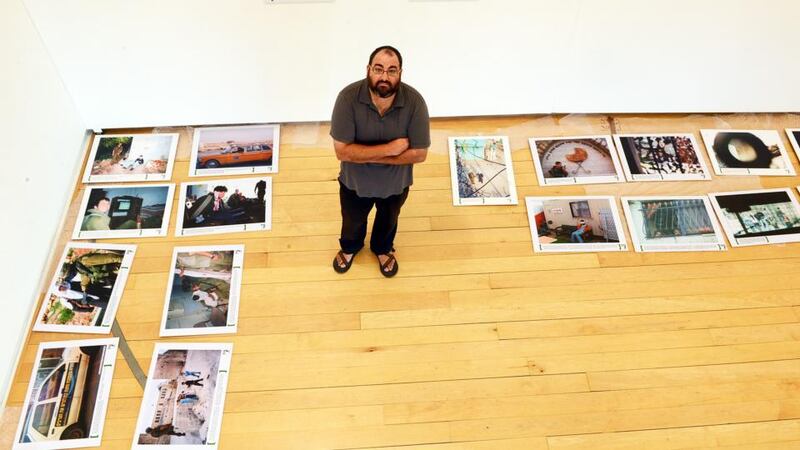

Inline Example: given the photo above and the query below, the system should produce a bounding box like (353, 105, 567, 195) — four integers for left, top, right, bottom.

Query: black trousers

(339, 181, 409, 255)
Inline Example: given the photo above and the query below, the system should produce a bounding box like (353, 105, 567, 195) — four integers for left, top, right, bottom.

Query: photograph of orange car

(190, 124, 280, 176)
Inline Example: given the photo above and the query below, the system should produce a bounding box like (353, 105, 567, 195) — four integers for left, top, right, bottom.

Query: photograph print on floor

(33, 242, 136, 334)
(176, 177, 272, 236)
(160, 246, 243, 337)
(448, 136, 518, 206)
(786, 128, 800, 161)
(73, 184, 175, 240)
(613, 133, 711, 181)
(700, 129, 795, 176)
(189, 124, 280, 177)
(82, 133, 179, 183)
(621, 196, 726, 252)
(529, 135, 624, 185)
(525, 196, 628, 253)
(709, 188, 800, 247)
(133, 343, 232, 449)
(13, 338, 119, 450)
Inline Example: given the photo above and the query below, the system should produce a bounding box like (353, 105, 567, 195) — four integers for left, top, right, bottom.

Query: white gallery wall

(22, 0, 800, 130)
(0, 1, 87, 410)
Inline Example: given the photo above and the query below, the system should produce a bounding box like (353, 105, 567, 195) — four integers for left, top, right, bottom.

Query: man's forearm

(336, 142, 399, 163)
(369, 148, 427, 165)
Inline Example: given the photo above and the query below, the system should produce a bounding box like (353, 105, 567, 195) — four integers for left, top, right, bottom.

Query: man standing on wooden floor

(330, 45, 431, 278)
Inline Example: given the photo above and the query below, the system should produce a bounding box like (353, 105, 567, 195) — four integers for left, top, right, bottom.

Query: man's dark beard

(368, 78, 399, 98)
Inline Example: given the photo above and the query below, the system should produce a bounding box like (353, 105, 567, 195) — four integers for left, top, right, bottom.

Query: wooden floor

(2, 113, 800, 449)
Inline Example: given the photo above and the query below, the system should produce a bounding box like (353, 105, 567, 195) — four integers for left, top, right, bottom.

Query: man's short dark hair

(369, 45, 403, 68)
(94, 196, 110, 207)
(213, 186, 228, 193)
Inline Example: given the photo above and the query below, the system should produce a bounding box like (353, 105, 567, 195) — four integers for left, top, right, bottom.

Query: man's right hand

(387, 138, 409, 156)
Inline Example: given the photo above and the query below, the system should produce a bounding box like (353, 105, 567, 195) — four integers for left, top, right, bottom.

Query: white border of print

(175, 177, 272, 236)
(159, 245, 244, 337)
(528, 135, 625, 186)
(612, 133, 712, 182)
(708, 188, 800, 247)
(72, 184, 175, 240)
(448, 135, 518, 206)
(33, 243, 136, 334)
(13, 338, 119, 450)
(524, 196, 628, 253)
(132, 342, 233, 450)
(620, 196, 727, 253)
(700, 129, 796, 176)
(189, 124, 280, 177)
(786, 128, 800, 161)
(82, 133, 179, 183)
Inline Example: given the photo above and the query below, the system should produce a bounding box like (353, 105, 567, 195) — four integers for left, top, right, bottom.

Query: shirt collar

(358, 78, 406, 112)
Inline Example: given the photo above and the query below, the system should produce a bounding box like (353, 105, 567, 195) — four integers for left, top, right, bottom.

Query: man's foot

(332, 250, 355, 274)
(377, 251, 398, 278)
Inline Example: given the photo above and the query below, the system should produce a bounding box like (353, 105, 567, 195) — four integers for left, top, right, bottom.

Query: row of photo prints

(18, 126, 800, 449)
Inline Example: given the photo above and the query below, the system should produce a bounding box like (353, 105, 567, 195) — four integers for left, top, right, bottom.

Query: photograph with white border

(160, 246, 244, 337)
(176, 177, 271, 236)
(709, 188, 800, 247)
(13, 338, 119, 450)
(132, 343, 232, 449)
(786, 128, 800, 161)
(613, 133, 711, 181)
(82, 133, 179, 183)
(525, 196, 628, 253)
(621, 196, 727, 252)
(189, 124, 280, 177)
(448, 136, 518, 206)
(700, 129, 796, 176)
(33, 243, 136, 334)
(529, 135, 624, 186)
(72, 184, 175, 240)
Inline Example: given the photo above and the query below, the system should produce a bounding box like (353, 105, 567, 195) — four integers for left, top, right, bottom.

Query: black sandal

(332, 250, 356, 274)
(378, 252, 399, 278)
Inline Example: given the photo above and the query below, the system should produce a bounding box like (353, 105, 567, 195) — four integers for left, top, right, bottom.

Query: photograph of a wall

(525, 196, 627, 253)
(709, 188, 800, 247)
(13, 338, 119, 450)
(448, 136, 518, 205)
(133, 343, 232, 449)
(190, 125, 280, 177)
(176, 177, 272, 236)
(34, 243, 136, 334)
(700, 129, 795, 176)
(160, 246, 243, 337)
(529, 135, 624, 185)
(621, 197, 726, 252)
(613, 133, 711, 181)
(73, 184, 175, 239)
(83, 133, 179, 183)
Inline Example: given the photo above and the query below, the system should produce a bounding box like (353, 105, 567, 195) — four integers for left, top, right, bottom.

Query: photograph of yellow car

(189, 124, 280, 176)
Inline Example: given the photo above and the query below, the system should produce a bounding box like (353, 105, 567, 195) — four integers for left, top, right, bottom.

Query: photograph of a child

(177, 178, 271, 236)
(700, 129, 795, 176)
(133, 344, 231, 449)
(526, 196, 627, 252)
(83, 134, 178, 183)
(161, 246, 242, 337)
(614, 134, 710, 181)
(449, 136, 518, 205)
(74, 184, 174, 239)
(35, 243, 135, 333)
(529, 135, 624, 185)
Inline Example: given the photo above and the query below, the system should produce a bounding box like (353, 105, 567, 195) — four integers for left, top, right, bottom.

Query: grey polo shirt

(330, 79, 431, 198)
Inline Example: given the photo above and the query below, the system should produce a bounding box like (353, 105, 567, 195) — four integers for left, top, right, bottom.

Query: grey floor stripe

(112, 319, 147, 388)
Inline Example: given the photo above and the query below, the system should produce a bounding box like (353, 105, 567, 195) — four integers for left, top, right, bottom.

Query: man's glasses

(370, 66, 401, 77)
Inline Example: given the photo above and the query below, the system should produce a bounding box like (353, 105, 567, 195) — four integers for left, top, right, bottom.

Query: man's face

(214, 190, 226, 200)
(367, 50, 401, 99)
(97, 199, 110, 213)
